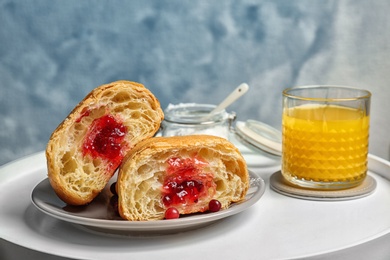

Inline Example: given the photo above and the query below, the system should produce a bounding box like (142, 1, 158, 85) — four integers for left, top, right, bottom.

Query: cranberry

(165, 207, 180, 219)
(162, 194, 173, 205)
(110, 182, 117, 195)
(208, 199, 221, 212)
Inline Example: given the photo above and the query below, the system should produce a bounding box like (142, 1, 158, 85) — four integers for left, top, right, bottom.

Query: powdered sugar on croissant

(117, 135, 249, 221)
(46, 80, 164, 205)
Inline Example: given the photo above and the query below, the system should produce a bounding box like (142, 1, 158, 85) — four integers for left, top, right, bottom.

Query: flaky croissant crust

(46, 80, 164, 205)
(117, 135, 249, 221)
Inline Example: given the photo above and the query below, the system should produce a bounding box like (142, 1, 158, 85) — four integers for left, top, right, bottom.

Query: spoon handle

(210, 83, 249, 115)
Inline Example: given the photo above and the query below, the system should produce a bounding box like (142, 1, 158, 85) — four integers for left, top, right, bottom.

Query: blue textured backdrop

(1, 0, 390, 166)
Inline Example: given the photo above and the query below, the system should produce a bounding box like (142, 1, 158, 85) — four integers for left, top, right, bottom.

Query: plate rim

(31, 170, 265, 232)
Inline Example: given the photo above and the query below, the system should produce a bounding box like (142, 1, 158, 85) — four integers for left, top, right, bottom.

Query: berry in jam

(162, 179, 204, 206)
(162, 157, 215, 211)
(82, 114, 128, 170)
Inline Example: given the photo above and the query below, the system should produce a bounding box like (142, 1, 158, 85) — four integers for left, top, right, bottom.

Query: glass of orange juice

(282, 85, 371, 190)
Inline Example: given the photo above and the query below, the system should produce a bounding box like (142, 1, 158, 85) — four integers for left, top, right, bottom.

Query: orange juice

(282, 104, 369, 188)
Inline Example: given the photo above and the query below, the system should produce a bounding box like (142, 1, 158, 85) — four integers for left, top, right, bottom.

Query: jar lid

(234, 120, 282, 156)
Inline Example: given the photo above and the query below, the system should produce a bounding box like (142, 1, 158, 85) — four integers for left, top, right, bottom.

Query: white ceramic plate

(31, 171, 265, 234)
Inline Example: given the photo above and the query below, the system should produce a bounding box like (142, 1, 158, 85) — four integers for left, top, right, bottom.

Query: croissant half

(117, 135, 249, 221)
(46, 80, 164, 205)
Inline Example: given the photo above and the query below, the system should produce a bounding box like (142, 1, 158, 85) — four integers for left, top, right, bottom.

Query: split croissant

(46, 80, 164, 205)
(117, 135, 249, 221)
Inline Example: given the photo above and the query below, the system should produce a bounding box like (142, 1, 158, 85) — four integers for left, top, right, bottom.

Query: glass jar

(160, 103, 283, 161)
(161, 103, 236, 139)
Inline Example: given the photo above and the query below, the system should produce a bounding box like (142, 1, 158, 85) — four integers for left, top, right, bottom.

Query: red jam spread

(82, 114, 127, 170)
(162, 157, 215, 211)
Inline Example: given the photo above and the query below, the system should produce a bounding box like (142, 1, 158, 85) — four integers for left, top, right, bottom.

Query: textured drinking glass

(282, 85, 371, 190)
